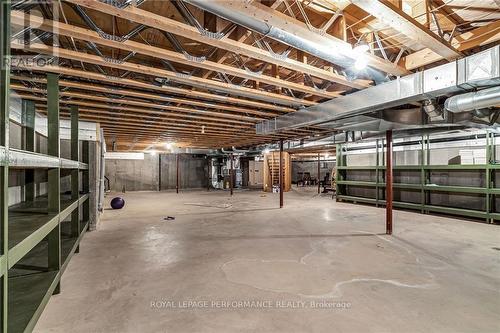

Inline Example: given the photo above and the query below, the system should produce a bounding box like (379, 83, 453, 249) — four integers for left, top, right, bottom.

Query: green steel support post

(0, 1, 10, 330)
(47, 73, 61, 295)
(22, 99, 35, 202)
(71, 106, 80, 250)
(82, 141, 90, 227)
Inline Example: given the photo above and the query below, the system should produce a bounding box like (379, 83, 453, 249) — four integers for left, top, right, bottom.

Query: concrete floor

(35, 189, 500, 333)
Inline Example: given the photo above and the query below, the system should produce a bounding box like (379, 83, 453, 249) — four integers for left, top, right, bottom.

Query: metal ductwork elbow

(445, 86, 500, 113)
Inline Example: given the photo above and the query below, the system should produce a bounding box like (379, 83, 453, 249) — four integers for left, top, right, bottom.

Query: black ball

(110, 197, 125, 209)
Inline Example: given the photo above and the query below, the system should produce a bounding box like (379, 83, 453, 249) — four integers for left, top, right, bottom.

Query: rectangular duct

(256, 45, 500, 134)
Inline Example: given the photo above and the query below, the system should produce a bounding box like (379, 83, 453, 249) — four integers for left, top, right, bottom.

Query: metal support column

(176, 154, 179, 194)
(70, 106, 80, 253)
(317, 153, 321, 194)
(206, 157, 210, 191)
(386, 130, 393, 235)
(230, 154, 233, 196)
(279, 139, 284, 208)
(158, 153, 162, 191)
(82, 141, 90, 227)
(22, 99, 35, 202)
(0, 1, 10, 329)
(47, 73, 61, 294)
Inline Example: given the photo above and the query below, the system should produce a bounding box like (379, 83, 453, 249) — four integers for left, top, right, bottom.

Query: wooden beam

(351, 0, 461, 60)
(404, 20, 500, 70)
(11, 75, 271, 119)
(11, 65, 293, 113)
(65, 0, 372, 88)
(13, 86, 256, 128)
(216, 0, 408, 76)
(12, 42, 314, 107)
(201, 0, 283, 80)
(10, 11, 345, 98)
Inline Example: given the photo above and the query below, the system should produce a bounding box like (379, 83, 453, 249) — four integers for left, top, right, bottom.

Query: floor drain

(492, 247, 500, 251)
(163, 216, 175, 221)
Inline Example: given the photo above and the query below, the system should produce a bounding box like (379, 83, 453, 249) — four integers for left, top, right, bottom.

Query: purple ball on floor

(110, 197, 125, 209)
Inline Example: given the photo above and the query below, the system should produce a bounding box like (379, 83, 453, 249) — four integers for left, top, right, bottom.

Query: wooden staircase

(263, 152, 291, 192)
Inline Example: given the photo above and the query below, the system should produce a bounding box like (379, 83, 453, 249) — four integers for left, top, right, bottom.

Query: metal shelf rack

(336, 133, 500, 223)
(1, 4, 91, 329)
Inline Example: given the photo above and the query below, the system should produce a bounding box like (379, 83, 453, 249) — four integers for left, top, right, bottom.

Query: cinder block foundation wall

(105, 153, 208, 192)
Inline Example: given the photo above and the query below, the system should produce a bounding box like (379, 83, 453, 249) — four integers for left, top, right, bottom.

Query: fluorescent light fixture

(263, 148, 270, 154)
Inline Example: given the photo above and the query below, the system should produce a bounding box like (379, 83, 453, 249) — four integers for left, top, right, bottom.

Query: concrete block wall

(159, 154, 208, 190)
(105, 153, 159, 192)
(104, 153, 208, 192)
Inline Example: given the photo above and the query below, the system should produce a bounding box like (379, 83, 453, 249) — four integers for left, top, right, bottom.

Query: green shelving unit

(336, 133, 500, 223)
(1, 3, 91, 331)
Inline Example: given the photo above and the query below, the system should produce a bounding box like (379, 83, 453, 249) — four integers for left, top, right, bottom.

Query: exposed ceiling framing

(9, 0, 500, 151)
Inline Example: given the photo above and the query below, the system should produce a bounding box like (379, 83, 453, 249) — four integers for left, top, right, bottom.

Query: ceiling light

(263, 148, 270, 154)
(165, 142, 172, 149)
(353, 40, 369, 53)
(354, 57, 368, 71)
(201, 125, 205, 134)
(149, 150, 157, 156)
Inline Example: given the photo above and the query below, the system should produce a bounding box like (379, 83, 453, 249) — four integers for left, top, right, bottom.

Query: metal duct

(445, 86, 500, 113)
(184, 0, 387, 82)
(256, 45, 500, 134)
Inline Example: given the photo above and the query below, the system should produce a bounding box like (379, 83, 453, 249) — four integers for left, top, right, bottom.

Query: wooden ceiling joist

(12, 41, 314, 107)
(65, 0, 371, 89)
(14, 89, 256, 128)
(351, 0, 461, 60)
(12, 65, 294, 113)
(11, 11, 345, 99)
(403, 20, 500, 70)
(225, 0, 408, 76)
(12, 76, 270, 120)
